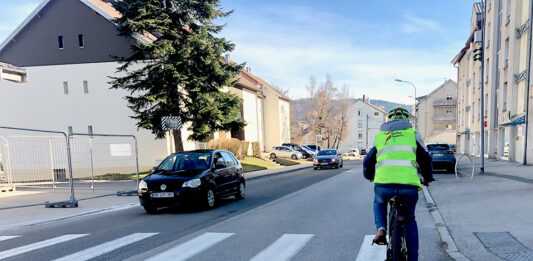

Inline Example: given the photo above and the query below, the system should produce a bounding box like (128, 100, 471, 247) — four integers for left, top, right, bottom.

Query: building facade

(340, 97, 386, 153)
(453, 1, 533, 163)
(415, 80, 457, 144)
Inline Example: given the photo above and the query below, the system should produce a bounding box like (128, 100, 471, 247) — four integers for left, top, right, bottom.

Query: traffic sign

(161, 116, 182, 130)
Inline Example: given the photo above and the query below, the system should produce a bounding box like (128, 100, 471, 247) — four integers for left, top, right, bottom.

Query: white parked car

(270, 146, 303, 160)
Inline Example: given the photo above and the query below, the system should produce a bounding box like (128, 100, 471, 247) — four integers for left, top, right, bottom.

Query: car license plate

(151, 192, 174, 198)
(433, 153, 443, 157)
(320, 162, 328, 165)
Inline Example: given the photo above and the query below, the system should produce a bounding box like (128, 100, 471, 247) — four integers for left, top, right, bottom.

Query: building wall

(416, 80, 457, 140)
(0, 0, 136, 67)
(0, 62, 168, 169)
(456, 0, 533, 163)
(279, 99, 291, 144)
(341, 100, 385, 152)
(263, 88, 281, 151)
(242, 89, 261, 143)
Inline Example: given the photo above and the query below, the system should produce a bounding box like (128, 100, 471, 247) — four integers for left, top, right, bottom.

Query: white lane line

(146, 232, 234, 261)
(0, 236, 19, 242)
(355, 235, 387, 261)
(0, 234, 89, 259)
(53, 233, 158, 261)
(250, 234, 314, 261)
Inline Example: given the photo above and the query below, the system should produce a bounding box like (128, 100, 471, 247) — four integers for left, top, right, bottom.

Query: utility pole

(480, 0, 486, 173)
(523, 0, 533, 165)
(366, 114, 369, 150)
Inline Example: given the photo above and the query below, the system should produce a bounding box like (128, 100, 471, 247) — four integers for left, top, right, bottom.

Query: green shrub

(251, 142, 261, 157)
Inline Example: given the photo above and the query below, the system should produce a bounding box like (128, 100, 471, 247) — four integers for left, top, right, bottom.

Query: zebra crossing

(0, 232, 385, 260)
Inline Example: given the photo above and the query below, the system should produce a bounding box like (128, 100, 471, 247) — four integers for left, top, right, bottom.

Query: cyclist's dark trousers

(374, 185, 419, 261)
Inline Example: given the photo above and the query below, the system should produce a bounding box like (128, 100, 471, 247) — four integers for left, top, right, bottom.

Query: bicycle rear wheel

(391, 216, 402, 261)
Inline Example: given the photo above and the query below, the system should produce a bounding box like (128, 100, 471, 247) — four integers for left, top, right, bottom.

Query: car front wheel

(291, 154, 297, 160)
(204, 188, 217, 209)
(270, 153, 277, 159)
(143, 205, 158, 214)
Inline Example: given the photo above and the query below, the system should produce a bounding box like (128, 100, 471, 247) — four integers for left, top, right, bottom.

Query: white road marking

(0, 234, 89, 259)
(146, 232, 234, 261)
(53, 233, 158, 261)
(355, 235, 387, 261)
(250, 234, 314, 261)
(0, 236, 19, 242)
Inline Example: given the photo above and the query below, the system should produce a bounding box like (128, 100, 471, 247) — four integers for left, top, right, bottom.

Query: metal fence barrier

(0, 126, 140, 209)
(0, 126, 77, 209)
(69, 133, 139, 198)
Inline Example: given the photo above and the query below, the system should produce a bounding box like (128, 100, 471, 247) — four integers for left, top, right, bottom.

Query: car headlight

(183, 178, 201, 188)
(138, 180, 148, 191)
(314, 159, 318, 163)
(331, 159, 337, 162)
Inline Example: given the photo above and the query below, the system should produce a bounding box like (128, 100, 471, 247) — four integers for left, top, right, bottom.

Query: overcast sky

(0, 0, 476, 104)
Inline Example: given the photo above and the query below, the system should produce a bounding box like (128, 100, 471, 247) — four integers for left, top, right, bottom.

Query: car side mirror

(215, 163, 225, 169)
(152, 166, 157, 172)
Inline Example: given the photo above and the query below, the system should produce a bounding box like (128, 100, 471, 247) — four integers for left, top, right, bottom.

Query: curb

(422, 186, 471, 261)
(244, 164, 313, 181)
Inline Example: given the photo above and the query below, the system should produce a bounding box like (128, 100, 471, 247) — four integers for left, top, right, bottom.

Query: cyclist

(363, 107, 434, 261)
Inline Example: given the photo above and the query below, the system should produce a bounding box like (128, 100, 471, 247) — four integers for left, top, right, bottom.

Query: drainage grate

(474, 232, 533, 261)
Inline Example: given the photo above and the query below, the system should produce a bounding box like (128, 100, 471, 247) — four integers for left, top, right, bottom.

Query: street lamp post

(395, 79, 417, 129)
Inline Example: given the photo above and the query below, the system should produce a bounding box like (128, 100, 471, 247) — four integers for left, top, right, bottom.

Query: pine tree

(110, 0, 245, 151)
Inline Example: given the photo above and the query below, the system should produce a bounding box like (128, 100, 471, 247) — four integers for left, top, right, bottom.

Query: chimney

(363, 95, 366, 102)
(224, 54, 230, 64)
(245, 67, 251, 73)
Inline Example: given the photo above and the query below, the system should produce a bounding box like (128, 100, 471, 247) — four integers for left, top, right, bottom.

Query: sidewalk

(0, 162, 316, 233)
(428, 158, 533, 261)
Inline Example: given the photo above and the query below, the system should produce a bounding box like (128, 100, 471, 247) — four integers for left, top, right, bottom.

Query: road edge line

(0, 203, 139, 233)
(422, 186, 471, 261)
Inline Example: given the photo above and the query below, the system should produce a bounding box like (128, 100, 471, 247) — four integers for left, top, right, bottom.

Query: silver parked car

(270, 146, 303, 160)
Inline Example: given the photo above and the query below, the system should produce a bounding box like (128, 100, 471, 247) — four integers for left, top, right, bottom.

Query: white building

(340, 97, 386, 152)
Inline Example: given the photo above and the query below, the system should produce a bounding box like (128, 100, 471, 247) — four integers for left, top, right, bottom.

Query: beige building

(415, 80, 457, 144)
(453, 1, 533, 163)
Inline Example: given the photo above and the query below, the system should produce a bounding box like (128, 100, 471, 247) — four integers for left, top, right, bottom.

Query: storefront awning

(500, 114, 526, 127)
(459, 129, 470, 135)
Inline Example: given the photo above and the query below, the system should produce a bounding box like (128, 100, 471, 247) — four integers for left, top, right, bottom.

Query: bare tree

(332, 85, 352, 150)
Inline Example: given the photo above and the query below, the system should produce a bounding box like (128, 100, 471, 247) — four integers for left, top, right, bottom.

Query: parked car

(314, 149, 343, 169)
(360, 149, 367, 156)
(138, 150, 245, 213)
(427, 143, 456, 173)
(349, 149, 359, 156)
(270, 146, 303, 160)
(449, 144, 456, 153)
(282, 143, 315, 159)
(306, 144, 323, 153)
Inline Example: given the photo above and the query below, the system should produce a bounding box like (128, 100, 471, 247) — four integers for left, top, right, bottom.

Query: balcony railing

(433, 99, 457, 107)
(433, 115, 457, 122)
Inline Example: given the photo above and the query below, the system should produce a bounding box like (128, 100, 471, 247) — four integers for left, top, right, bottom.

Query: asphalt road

(0, 160, 450, 260)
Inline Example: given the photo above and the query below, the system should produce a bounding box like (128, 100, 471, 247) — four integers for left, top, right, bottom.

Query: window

(83, 80, 89, 94)
(484, 94, 488, 116)
(503, 82, 508, 110)
(358, 120, 363, 128)
(88, 125, 93, 135)
(63, 81, 69, 94)
(374, 112, 379, 116)
(485, 59, 489, 82)
(58, 36, 64, 49)
(68, 126, 73, 135)
(358, 110, 362, 116)
(158, 154, 178, 171)
(221, 152, 235, 167)
(504, 38, 509, 67)
(214, 152, 225, 168)
(506, 0, 511, 24)
(78, 34, 84, 48)
(358, 132, 363, 139)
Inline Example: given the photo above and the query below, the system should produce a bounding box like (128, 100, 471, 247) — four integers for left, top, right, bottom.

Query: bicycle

(386, 195, 408, 261)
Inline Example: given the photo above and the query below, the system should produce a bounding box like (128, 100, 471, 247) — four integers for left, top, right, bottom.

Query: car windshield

(427, 145, 450, 151)
(157, 152, 212, 172)
(317, 150, 336, 156)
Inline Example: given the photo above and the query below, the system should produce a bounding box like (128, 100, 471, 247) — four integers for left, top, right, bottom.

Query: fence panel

(69, 134, 139, 199)
(0, 127, 76, 209)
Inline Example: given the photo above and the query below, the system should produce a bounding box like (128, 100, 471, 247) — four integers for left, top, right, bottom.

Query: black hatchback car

(138, 150, 245, 213)
(314, 149, 343, 169)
